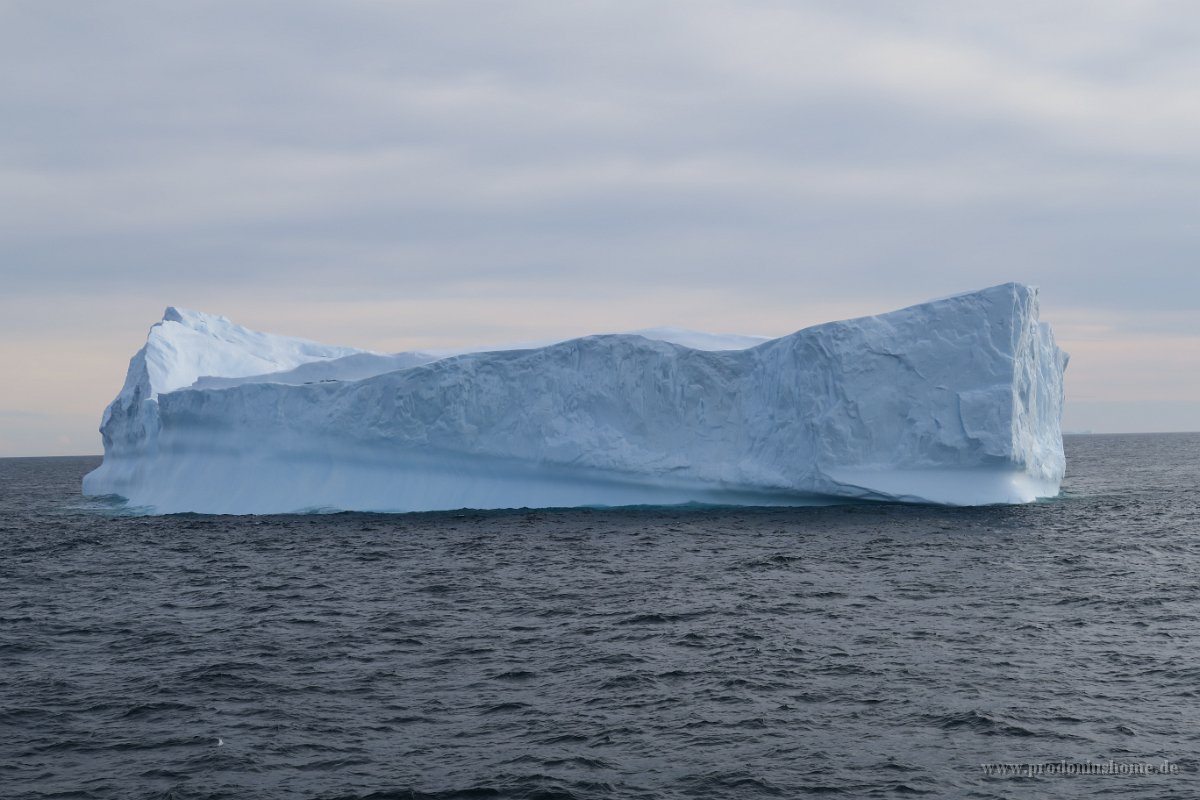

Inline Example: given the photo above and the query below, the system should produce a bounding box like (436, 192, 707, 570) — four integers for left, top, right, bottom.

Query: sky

(2, 0, 1199, 456)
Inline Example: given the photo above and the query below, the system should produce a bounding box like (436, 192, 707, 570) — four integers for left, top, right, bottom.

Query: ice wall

(83, 283, 1068, 513)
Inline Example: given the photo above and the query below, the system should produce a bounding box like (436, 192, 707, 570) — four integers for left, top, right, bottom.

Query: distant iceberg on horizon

(82, 283, 1068, 514)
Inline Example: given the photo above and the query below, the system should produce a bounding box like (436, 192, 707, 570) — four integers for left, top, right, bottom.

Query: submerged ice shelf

(83, 283, 1068, 514)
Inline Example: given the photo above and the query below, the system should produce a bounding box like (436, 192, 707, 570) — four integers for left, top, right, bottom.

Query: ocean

(1, 433, 1197, 799)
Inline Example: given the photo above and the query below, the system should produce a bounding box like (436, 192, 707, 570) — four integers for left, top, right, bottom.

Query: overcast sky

(3, 1, 1199, 456)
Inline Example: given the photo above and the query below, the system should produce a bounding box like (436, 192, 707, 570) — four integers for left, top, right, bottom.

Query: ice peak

(158, 306, 241, 334)
(132, 308, 365, 396)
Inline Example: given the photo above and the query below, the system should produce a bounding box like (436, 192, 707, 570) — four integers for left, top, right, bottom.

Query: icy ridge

(83, 283, 1068, 513)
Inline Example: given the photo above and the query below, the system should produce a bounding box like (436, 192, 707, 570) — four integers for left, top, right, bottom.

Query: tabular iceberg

(83, 283, 1068, 514)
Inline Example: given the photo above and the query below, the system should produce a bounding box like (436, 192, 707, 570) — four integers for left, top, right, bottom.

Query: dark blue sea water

(2, 433, 1198, 799)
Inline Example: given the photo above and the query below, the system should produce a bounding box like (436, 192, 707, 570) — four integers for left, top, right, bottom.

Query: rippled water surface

(2, 433, 1198, 799)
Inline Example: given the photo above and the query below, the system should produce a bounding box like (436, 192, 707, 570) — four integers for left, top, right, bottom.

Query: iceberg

(82, 283, 1068, 514)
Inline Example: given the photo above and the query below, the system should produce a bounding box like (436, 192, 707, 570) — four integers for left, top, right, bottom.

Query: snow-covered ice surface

(83, 283, 1068, 514)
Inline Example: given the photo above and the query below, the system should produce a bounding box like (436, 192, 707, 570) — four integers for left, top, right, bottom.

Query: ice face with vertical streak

(82, 283, 1068, 514)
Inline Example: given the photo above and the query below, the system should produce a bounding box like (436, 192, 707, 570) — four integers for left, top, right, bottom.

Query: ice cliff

(82, 283, 1068, 513)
